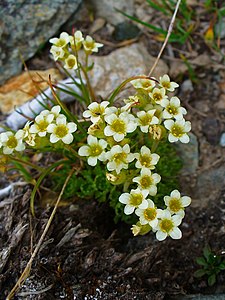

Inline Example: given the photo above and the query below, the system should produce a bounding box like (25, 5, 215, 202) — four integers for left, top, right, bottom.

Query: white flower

(83, 101, 109, 123)
(164, 119, 191, 143)
(19, 121, 36, 146)
(106, 144, 135, 174)
(135, 199, 162, 228)
(137, 109, 159, 133)
(82, 35, 103, 54)
(123, 96, 140, 111)
(149, 87, 167, 104)
(47, 116, 77, 144)
(78, 135, 107, 166)
(50, 45, 66, 61)
(40, 106, 61, 119)
(155, 210, 183, 241)
(119, 188, 149, 215)
(30, 114, 54, 137)
(49, 32, 70, 48)
(164, 189, 191, 217)
(69, 30, 84, 50)
(64, 54, 78, 70)
(0, 131, 25, 154)
(131, 78, 156, 92)
(133, 168, 161, 196)
(161, 97, 187, 120)
(159, 74, 179, 92)
(135, 146, 160, 170)
(104, 112, 137, 142)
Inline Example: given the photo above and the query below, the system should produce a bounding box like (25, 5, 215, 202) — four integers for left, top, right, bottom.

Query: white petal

(87, 156, 98, 166)
(139, 199, 148, 209)
(50, 134, 60, 143)
(62, 134, 73, 144)
(3, 147, 13, 154)
(164, 120, 174, 130)
(87, 135, 97, 145)
(104, 126, 114, 137)
(78, 146, 90, 156)
(168, 133, 178, 143)
(47, 124, 56, 133)
(156, 230, 167, 241)
(181, 196, 191, 207)
(184, 121, 191, 132)
(124, 205, 135, 215)
(148, 186, 157, 196)
(119, 193, 130, 204)
(179, 134, 190, 143)
(171, 190, 180, 199)
(68, 122, 77, 133)
(149, 218, 158, 229)
(170, 227, 182, 239)
(172, 215, 182, 226)
(170, 97, 180, 106)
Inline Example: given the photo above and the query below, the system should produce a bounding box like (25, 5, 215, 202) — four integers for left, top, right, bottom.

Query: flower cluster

(78, 74, 191, 240)
(49, 31, 103, 70)
(0, 106, 77, 156)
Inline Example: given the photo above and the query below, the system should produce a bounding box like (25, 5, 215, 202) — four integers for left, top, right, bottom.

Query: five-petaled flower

(155, 210, 183, 241)
(131, 78, 156, 92)
(83, 35, 103, 54)
(47, 116, 77, 144)
(161, 97, 187, 120)
(119, 188, 149, 215)
(164, 189, 191, 217)
(78, 135, 107, 166)
(106, 144, 135, 174)
(159, 74, 179, 92)
(135, 146, 160, 170)
(30, 114, 54, 137)
(149, 87, 167, 104)
(0, 131, 25, 154)
(137, 109, 159, 133)
(133, 168, 161, 196)
(83, 101, 109, 123)
(104, 111, 137, 142)
(135, 199, 162, 228)
(164, 119, 191, 143)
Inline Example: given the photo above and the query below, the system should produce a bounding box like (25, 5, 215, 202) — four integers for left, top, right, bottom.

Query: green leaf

(196, 257, 207, 266)
(208, 274, 216, 286)
(203, 245, 212, 260)
(194, 269, 207, 278)
(218, 262, 225, 270)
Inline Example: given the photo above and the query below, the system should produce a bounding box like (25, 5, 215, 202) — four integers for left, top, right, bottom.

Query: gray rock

(174, 294, 225, 300)
(220, 132, 225, 147)
(196, 164, 225, 207)
(113, 21, 140, 41)
(89, 43, 169, 99)
(176, 133, 199, 174)
(0, 0, 82, 85)
(89, 0, 134, 25)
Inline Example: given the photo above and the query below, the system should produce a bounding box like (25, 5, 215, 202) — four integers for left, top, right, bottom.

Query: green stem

(80, 63, 96, 103)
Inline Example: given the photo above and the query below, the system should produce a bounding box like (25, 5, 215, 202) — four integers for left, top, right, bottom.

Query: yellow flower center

(92, 106, 104, 117)
(54, 125, 69, 138)
(167, 105, 178, 115)
(171, 125, 184, 137)
(140, 114, 152, 126)
(162, 81, 170, 89)
(144, 207, 157, 221)
(113, 152, 127, 164)
(129, 194, 143, 207)
(56, 39, 67, 47)
(160, 219, 174, 233)
(142, 81, 152, 88)
(37, 120, 49, 132)
(85, 41, 94, 49)
(139, 154, 151, 167)
(89, 144, 103, 157)
(67, 58, 76, 68)
(169, 198, 182, 213)
(6, 136, 18, 148)
(111, 119, 126, 134)
(140, 175, 152, 189)
(153, 92, 162, 101)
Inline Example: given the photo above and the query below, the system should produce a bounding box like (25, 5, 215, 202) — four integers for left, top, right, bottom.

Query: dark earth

(0, 1, 225, 299)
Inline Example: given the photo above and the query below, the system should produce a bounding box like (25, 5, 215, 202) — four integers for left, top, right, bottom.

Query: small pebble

(220, 132, 225, 147)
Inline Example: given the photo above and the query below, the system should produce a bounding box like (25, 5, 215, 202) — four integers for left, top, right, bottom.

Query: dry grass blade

(6, 167, 76, 299)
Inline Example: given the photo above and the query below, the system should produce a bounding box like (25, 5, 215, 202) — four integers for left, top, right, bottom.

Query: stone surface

(220, 132, 225, 147)
(113, 22, 140, 41)
(196, 164, 225, 207)
(89, 0, 134, 25)
(0, 0, 82, 85)
(176, 133, 199, 174)
(89, 43, 168, 99)
(202, 118, 221, 146)
(0, 69, 63, 114)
